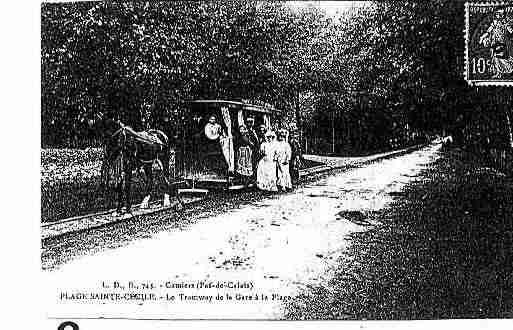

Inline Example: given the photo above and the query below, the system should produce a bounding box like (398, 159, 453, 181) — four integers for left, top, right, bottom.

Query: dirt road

(43, 144, 441, 320)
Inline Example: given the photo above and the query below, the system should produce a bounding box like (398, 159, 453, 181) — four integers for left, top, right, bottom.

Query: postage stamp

(465, 2, 513, 86)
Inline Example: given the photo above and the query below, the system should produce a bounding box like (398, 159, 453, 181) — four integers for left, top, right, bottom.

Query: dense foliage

(42, 1, 326, 146)
(42, 1, 513, 156)
(298, 1, 512, 155)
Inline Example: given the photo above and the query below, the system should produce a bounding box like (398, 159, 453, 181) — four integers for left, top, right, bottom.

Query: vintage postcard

(39, 1, 513, 329)
(466, 1, 513, 85)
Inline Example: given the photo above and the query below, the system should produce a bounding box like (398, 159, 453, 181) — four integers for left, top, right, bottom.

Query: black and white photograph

(32, 0, 513, 327)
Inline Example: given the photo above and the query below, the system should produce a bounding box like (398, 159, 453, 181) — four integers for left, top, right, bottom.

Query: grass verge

(41, 148, 323, 222)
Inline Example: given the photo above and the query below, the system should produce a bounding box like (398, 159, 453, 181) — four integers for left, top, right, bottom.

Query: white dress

(275, 141, 292, 190)
(257, 141, 278, 191)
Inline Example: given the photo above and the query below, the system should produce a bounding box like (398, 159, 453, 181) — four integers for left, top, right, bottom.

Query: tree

(41, 1, 327, 146)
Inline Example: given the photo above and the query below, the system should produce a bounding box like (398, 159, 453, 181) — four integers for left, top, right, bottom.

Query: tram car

(174, 99, 282, 193)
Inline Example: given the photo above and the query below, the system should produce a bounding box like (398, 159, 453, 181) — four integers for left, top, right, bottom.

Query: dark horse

(87, 112, 183, 215)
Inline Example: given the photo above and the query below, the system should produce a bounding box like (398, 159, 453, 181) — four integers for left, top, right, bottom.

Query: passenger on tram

(245, 117, 260, 185)
(257, 124, 267, 144)
(235, 124, 254, 186)
(204, 115, 225, 141)
(196, 115, 227, 174)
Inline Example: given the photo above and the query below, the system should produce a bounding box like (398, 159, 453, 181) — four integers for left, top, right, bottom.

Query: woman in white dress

(275, 129, 292, 191)
(257, 130, 278, 192)
(204, 115, 224, 140)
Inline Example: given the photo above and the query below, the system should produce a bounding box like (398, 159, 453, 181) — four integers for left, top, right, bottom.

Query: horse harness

(110, 122, 167, 166)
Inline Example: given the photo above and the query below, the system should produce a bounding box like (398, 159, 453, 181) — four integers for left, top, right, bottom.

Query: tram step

(178, 188, 210, 195)
(227, 185, 246, 190)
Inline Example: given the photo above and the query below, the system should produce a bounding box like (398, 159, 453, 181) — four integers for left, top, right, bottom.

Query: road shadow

(284, 149, 513, 319)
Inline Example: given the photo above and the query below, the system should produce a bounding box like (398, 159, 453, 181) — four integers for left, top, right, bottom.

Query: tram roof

(188, 99, 280, 114)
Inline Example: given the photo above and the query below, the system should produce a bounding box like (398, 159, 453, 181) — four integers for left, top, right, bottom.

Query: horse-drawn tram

(174, 99, 282, 194)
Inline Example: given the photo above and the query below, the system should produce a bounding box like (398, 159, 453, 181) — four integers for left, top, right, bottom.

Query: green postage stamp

(465, 2, 513, 85)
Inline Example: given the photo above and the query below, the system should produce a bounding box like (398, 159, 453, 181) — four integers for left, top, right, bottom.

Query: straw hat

(277, 129, 289, 137)
(265, 130, 276, 138)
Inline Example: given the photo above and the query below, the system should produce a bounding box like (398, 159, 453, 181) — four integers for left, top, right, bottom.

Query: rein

(110, 122, 126, 138)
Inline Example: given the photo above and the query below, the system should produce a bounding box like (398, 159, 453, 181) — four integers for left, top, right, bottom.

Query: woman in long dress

(257, 130, 278, 192)
(275, 129, 292, 191)
(236, 125, 254, 185)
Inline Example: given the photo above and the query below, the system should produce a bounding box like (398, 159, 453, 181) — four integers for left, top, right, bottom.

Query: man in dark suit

(288, 133, 302, 186)
(257, 124, 267, 144)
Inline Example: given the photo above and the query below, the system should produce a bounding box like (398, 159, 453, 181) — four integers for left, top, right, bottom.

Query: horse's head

(81, 111, 124, 139)
(81, 111, 104, 130)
